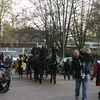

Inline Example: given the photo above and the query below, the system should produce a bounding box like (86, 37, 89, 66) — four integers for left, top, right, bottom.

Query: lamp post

(62, 18, 65, 58)
(47, 12, 54, 47)
(63, 29, 65, 58)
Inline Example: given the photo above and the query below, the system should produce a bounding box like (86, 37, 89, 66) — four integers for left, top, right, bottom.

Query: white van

(1, 50, 19, 68)
(1, 50, 19, 62)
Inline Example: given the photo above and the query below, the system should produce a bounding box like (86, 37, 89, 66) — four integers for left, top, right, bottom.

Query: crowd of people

(0, 51, 13, 91)
(0, 45, 100, 99)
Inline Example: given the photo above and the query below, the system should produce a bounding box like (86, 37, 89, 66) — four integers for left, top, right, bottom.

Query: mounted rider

(31, 43, 40, 56)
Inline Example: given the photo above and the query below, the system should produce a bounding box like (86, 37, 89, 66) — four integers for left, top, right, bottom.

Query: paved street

(0, 69, 99, 100)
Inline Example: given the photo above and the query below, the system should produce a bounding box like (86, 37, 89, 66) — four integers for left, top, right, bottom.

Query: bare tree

(88, 0, 100, 52)
(28, 0, 74, 57)
(70, 0, 94, 50)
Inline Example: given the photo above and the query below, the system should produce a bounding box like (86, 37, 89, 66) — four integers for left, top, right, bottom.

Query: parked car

(57, 57, 94, 75)
(57, 57, 72, 73)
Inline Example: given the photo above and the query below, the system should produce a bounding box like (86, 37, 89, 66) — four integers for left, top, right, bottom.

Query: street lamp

(47, 12, 54, 47)
(63, 19, 65, 58)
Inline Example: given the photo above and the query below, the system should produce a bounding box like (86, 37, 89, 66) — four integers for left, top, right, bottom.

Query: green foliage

(64, 48, 75, 57)
(1, 22, 18, 47)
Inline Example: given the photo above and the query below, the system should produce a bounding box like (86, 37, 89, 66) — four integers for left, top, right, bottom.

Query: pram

(0, 69, 9, 93)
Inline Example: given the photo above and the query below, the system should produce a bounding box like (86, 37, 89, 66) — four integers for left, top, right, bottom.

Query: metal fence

(0, 47, 32, 54)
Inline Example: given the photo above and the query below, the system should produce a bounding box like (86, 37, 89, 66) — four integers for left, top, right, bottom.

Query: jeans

(64, 70, 70, 80)
(82, 62, 90, 75)
(75, 77, 88, 99)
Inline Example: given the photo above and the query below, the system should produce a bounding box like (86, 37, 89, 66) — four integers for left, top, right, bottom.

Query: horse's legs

(34, 69, 38, 82)
(27, 69, 28, 77)
(53, 70, 56, 84)
(50, 70, 53, 83)
(39, 70, 44, 84)
(50, 70, 56, 84)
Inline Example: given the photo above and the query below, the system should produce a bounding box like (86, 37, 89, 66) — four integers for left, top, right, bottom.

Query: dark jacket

(0, 53, 4, 62)
(71, 55, 83, 78)
(4, 58, 12, 66)
(80, 51, 93, 64)
(64, 62, 70, 71)
(31, 47, 40, 55)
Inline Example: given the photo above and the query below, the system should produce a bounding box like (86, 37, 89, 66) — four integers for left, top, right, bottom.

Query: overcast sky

(12, 0, 33, 13)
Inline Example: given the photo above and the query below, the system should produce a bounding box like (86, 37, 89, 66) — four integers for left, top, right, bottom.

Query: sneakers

(82, 98, 87, 100)
(75, 96, 79, 100)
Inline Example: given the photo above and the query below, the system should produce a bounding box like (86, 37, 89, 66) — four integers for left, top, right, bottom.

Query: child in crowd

(80, 48, 93, 79)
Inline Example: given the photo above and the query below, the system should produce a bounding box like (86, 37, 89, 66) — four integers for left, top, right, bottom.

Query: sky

(12, 0, 34, 14)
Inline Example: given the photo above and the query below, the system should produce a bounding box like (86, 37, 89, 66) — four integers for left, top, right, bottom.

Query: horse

(30, 52, 47, 84)
(31, 47, 58, 84)
(26, 54, 34, 79)
(47, 54, 58, 84)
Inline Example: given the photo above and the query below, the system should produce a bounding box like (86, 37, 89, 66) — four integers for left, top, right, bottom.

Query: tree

(13, 27, 43, 43)
(88, 0, 100, 51)
(0, 0, 18, 46)
(1, 22, 17, 47)
(0, 0, 13, 35)
(27, 0, 74, 57)
(70, 0, 94, 50)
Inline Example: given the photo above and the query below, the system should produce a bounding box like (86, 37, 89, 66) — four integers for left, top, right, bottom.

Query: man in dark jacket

(39, 45, 48, 59)
(64, 59, 71, 80)
(72, 49, 88, 100)
(31, 43, 40, 56)
(0, 52, 4, 63)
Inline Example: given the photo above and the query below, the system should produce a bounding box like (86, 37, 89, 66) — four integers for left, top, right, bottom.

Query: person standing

(72, 49, 88, 100)
(0, 51, 4, 63)
(91, 60, 100, 86)
(18, 54, 23, 78)
(91, 60, 100, 99)
(64, 59, 71, 80)
(4, 55, 12, 68)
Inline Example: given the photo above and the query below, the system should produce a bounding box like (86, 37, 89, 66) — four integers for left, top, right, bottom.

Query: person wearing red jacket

(91, 60, 100, 86)
(91, 60, 100, 99)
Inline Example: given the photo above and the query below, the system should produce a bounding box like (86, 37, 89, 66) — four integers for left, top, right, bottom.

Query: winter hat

(97, 60, 100, 64)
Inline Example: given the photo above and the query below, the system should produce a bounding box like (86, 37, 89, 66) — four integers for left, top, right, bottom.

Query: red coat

(91, 64, 100, 86)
